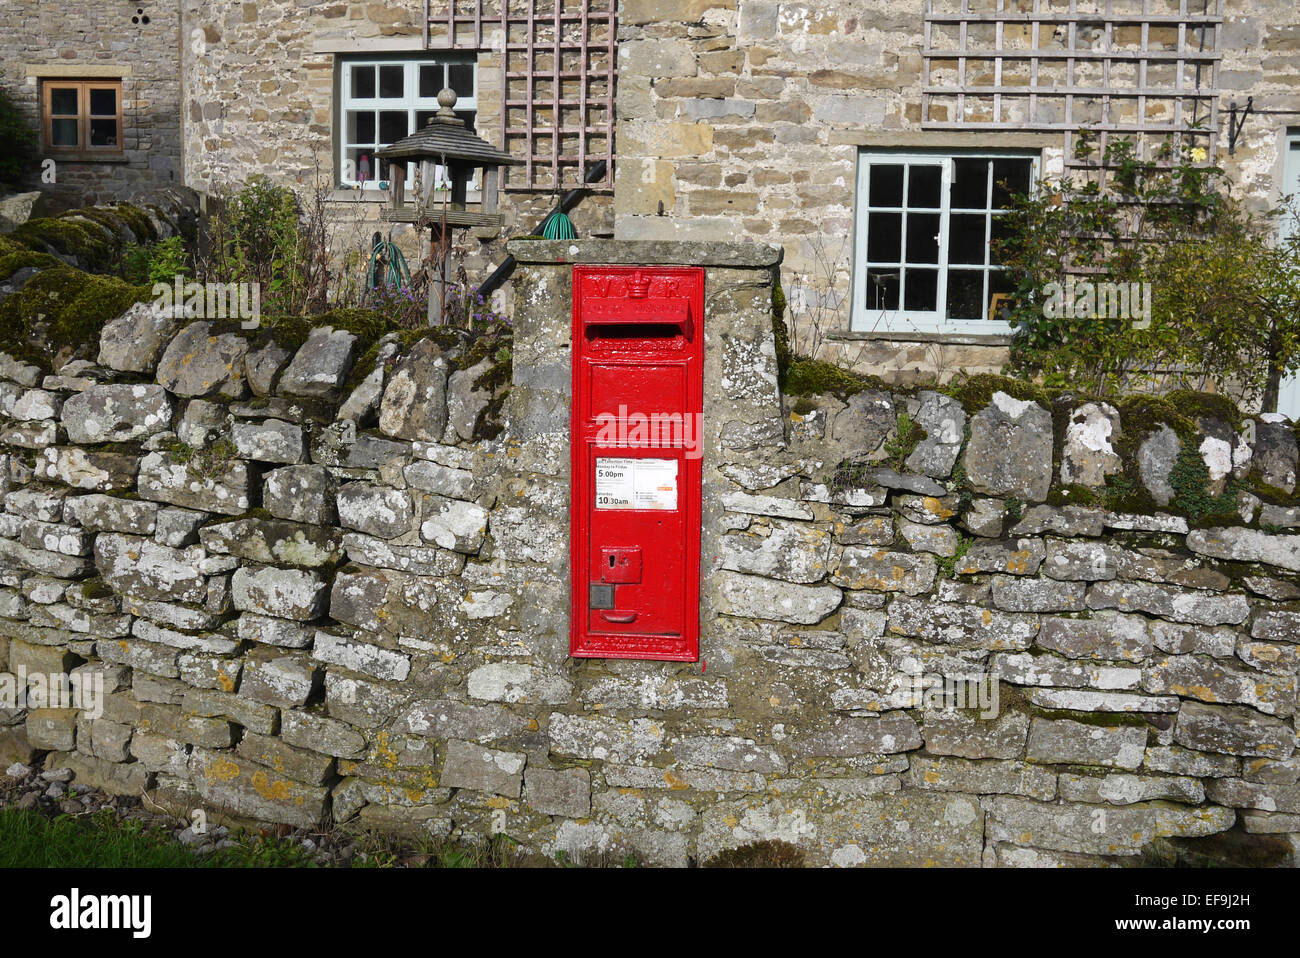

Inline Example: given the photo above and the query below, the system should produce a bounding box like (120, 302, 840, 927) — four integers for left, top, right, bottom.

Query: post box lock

(600, 546, 642, 583)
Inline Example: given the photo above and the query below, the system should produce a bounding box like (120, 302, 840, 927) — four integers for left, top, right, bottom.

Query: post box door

(570, 266, 704, 662)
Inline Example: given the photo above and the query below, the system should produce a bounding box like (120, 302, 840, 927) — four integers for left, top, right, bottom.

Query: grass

(0, 805, 565, 869)
(0, 807, 319, 868)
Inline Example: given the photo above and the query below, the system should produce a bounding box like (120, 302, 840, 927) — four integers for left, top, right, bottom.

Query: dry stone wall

(1, 239, 1299, 867)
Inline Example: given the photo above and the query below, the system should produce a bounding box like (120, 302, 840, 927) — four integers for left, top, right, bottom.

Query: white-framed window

(851, 149, 1039, 336)
(338, 55, 477, 190)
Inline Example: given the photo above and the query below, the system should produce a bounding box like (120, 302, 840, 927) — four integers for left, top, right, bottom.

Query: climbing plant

(995, 136, 1300, 409)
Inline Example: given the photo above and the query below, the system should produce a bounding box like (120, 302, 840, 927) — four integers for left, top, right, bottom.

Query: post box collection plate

(570, 266, 705, 661)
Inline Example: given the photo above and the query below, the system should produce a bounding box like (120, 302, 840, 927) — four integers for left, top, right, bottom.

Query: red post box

(570, 266, 705, 661)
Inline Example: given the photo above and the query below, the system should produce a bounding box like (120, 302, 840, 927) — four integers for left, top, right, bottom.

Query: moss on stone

(771, 276, 790, 386)
(943, 373, 1049, 411)
(1030, 708, 1152, 729)
(0, 250, 62, 280)
(80, 579, 114, 600)
(0, 265, 150, 368)
(782, 357, 887, 400)
(1244, 476, 1300, 507)
(108, 203, 159, 244)
(1047, 484, 1101, 507)
(259, 308, 396, 356)
(1113, 395, 1197, 445)
(1167, 388, 1244, 431)
(9, 216, 114, 272)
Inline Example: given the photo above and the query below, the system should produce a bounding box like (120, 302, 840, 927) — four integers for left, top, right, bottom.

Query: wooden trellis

(922, 0, 1223, 175)
(423, 0, 617, 192)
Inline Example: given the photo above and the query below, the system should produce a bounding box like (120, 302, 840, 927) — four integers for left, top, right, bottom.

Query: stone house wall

(0, 239, 1298, 866)
(177, 0, 614, 300)
(612, 1, 1300, 384)
(0, 0, 184, 209)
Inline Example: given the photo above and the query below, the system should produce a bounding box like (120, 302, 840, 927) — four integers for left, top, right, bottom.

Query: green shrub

(123, 235, 190, 286)
(0, 71, 37, 185)
(995, 136, 1300, 409)
(200, 174, 329, 317)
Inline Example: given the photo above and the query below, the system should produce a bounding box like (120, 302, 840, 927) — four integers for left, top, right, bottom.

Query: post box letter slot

(600, 611, 639, 624)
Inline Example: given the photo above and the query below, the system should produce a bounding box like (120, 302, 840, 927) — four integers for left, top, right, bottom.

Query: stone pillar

(504, 239, 785, 666)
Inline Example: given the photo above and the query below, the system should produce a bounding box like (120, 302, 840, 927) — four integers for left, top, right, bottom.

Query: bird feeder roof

(376, 89, 519, 166)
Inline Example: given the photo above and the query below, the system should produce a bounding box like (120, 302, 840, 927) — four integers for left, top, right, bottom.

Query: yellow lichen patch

(250, 769, 292, 802)
(373, 730, 399, 769)
(921, 497, 955, 520)
(1006, 552, 1031, 574)
(924, 771, 941, 784)
(217, 672, 236, 693)
(662, 769, 689, 790)
(486, 795, 513, 809)
(209, 757, 241, 783)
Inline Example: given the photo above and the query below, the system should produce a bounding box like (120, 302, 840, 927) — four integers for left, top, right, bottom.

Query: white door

(1278, 130, 1300, 417)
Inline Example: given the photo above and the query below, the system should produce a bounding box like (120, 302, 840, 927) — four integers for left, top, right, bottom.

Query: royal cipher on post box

(570, 266, 705, 662)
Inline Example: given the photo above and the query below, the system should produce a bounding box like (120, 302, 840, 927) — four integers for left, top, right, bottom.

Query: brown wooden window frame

(41, 79, 125, 157)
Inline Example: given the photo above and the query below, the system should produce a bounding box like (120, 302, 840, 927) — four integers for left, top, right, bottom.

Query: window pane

(419, 64, 444, 98)
(988, 270, 1016, 319)
(866, 211, 901, 262)
(416, 110, 437, 130)
(50, 87, 78, 115)
(865, 269, 901, 311)
(949, 214, 988, 264)
(51, 117, 78, 146)
(946, 270, 986, 320)
(449, 63, 474, 98)
(907, 165, 942, 208)
(348, 111, 376, 144)
(952, 158, 990, 209)
(378, 110, 409, 144)
(989, 213, 1014, 265)
(352, 65, 376, 98)
(869, 164, 904, 206)
(379, 65, 404, 98)
(905, 212, 940, 264)
(345, 148, 367, 182)
(992, 158, 1033, 207)
(904, 268, 938, 312)
(89, 118, 118, 147)
(356, 151, 375, 181)
(89, 88, 116, 116)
